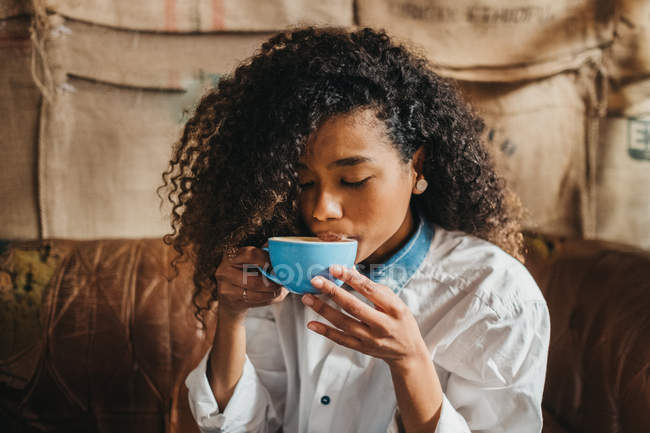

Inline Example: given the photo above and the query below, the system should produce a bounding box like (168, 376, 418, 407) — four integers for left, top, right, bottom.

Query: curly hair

(158, 26, 523, 328)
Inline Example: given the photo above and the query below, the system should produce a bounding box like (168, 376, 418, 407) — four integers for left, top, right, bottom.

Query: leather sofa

(1, 235, 649, 432)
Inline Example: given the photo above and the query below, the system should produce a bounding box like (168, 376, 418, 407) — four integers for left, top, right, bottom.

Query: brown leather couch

(1, 235, 649, 432)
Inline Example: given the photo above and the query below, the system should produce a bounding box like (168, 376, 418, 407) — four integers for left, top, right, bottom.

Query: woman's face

(297, 109, 425, 265)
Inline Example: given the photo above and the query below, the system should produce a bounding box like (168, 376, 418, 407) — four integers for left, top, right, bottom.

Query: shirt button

(320, 395, 331, 405)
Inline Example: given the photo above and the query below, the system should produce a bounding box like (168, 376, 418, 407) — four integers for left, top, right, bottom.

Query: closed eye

(299, 177, 372, 189)
(341, 177, 371, 188)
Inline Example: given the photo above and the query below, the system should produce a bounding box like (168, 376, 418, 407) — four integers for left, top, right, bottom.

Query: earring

(415, 178, 428, 192)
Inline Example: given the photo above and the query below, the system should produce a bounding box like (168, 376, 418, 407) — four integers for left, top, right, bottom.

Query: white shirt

(185, 217, 550, 433)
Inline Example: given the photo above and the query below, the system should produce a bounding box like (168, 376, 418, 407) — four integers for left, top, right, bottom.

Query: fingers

(214, 245, 286, 310)
(270, 287, 290, 304)
(217, 261, 278, 293)
(229, 246, 269, 267)
(218, 279, 287, 308)
(241, 264, 281, 292)
(216, 281, 265, 302)
(302, 293, 372, 339)
(218, 245, 280, 291)
(328, 265, 400, 317)
(242, 286, 289, 309)
(306, 321, 363, 352)
(307, 276, 385, 328)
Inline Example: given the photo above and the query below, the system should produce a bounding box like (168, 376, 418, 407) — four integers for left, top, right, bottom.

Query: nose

(311, 188, 343, 221)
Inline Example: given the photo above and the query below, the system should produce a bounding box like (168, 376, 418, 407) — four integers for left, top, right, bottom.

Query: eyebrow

(296, 156, 375, 170)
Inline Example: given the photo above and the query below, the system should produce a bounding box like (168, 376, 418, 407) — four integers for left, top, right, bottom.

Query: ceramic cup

(254, 236, 358, 294)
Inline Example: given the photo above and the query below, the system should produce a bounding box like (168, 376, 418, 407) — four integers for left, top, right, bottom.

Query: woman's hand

(214, 245, 288, 317)
(301, 264, 429, 369)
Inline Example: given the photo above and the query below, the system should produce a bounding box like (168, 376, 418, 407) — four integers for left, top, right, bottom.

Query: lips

(315, 231, 355, 242)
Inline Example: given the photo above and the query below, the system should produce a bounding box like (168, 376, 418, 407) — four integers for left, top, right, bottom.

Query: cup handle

(258, 247, 284, 285)
(254, 264, 284, 286)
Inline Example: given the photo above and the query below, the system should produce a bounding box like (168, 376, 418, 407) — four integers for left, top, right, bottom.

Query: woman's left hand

(301, 264, 429, 369)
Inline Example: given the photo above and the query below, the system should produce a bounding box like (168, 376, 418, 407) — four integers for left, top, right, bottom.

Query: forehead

(300, 109, 395, 166)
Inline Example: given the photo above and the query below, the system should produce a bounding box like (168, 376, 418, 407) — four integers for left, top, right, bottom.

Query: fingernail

(330, 264, 342, 273)
(311, 276, 323, 288)
(302, 294, 314, 306)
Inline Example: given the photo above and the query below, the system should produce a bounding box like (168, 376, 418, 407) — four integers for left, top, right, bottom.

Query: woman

(159, 26, 550, 433)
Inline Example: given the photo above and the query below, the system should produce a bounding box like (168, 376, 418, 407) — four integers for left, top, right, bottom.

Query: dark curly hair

(158, 26, 523, 327)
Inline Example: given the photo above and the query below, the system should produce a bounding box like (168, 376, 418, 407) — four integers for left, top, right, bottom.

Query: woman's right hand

(214, 245, 289, 317)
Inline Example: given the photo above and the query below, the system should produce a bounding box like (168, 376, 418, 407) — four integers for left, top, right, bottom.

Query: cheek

(342, 185, 384, 220)
(298, 196, 315, 228)
(354, 178, 412, 240)
(365, 173, 412, 211)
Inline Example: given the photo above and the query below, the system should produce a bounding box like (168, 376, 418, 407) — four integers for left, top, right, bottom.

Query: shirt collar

(354, 207, 434, 294)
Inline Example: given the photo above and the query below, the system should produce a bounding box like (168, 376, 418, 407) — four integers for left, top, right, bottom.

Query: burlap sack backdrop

(43, 0, 353, 32)
(0, 16, 41, 239)
(357, 0, 615, 82)
(45, 16, 272, 90)
(36, 14, 274, 238)
(34, 16, 276, 238)
(596, 80, 650, 250)
(458, 65, 605, 238)
(10, 1, 646, 245)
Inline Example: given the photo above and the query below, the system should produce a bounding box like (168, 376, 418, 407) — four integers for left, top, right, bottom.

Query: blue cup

(255, 236, 358, 294)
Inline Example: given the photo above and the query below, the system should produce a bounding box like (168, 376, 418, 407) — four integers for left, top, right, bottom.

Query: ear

(410, 146, 426, 179)
(410, 146, 427, 194)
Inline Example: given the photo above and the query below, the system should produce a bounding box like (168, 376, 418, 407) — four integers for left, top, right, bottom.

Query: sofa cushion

(525, 235, 650, 433)
(0, 239, 214, 433)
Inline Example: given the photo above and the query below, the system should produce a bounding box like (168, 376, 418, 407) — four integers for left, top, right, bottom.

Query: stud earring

(415, 178, 428, 192)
